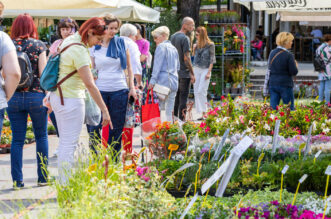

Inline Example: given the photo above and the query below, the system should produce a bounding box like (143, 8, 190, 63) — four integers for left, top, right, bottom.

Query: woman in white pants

(193, 26, 215, 120)
(148, 26, 180, 122)
(46, 17, 112, 184)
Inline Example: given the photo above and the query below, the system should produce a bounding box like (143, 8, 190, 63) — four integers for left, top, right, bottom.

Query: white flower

(323, 127, 330, 134)
(270, 114, 275, 120)
(264, 124, 270, 131)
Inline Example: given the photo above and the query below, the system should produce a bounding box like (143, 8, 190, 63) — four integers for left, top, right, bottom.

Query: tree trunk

(217, 0, 221, 12)
(176, 0, 202, 25)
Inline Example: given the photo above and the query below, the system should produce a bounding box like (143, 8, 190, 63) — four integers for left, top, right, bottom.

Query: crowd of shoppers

(2, 7, 330, 190)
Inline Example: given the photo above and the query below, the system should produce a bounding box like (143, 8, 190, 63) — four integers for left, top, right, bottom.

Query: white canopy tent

(1, 0, 160, 23)
(280, 11, 331, 22)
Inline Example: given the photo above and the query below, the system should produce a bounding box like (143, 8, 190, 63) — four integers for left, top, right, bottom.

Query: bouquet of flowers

(146, 121, 187, 159)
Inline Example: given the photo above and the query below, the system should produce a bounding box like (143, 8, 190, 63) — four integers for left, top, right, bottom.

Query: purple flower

(271, 200, 280, 206)
(200, 147, 209, 154)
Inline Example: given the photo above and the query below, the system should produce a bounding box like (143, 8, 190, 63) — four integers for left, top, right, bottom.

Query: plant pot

(231, 87, 238, 94)
(0, 144, 11, 154)
(224, 87, 230, 95)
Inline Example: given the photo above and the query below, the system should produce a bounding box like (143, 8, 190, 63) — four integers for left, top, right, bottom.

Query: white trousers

(159, 89, 177, 122)
(50, 93, 85, 184)
(193, 67, 210, 113)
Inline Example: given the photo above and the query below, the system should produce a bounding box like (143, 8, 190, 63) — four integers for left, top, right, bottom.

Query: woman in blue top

(148, 26, 180, 122)
(88, 14, 137, 158)
(268, 32, 298, 111)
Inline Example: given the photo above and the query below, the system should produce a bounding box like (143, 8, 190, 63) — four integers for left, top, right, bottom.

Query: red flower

(200, 122, 206, 128)
(205, 126, 210, 133)
(221, 96, 226, 100)
(280, 112, 285, 117)
(305, 115, 310, 122)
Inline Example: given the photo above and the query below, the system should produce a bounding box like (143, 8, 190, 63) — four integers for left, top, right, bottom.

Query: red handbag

(141, 89, 161, 133)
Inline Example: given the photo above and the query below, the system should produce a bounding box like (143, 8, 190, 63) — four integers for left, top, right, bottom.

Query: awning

(1, 0, 160, 23)
(253, 0, 331, 12)
(280, 11, 331, 22)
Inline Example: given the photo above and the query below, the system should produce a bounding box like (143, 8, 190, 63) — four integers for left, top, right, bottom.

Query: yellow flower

(87, 163, 97, 174)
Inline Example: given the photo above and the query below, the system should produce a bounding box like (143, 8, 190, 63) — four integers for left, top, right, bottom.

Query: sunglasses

(60, 18, 73, 23)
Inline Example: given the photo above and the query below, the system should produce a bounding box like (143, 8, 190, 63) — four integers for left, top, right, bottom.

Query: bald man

(170, 16, 195, 121)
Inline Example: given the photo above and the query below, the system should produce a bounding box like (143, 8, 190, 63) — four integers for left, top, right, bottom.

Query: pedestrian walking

(87, 14, 136, 159)
(8, 13, 49, 188)
(0, 31, 20, 143)
(192, 26, 215, 120)
(134, 23, 150, 85)
(268, 32, 298, 111)
(47, 17, 111, 184)
(120, 23, 142, 88)
(148, 26, 180, 122)
(170, 17, 195, 121)
(0, 1, 21, 142)
(315, 34, 331, 105)
(47, 17, 79, 156)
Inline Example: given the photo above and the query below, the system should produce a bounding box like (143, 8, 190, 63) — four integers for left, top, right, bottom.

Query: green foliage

(55, 147, 177, 218)
(149, 10, 181, 52)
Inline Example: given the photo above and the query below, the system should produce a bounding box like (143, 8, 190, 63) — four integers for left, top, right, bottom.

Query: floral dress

(13, 38, 47, 92)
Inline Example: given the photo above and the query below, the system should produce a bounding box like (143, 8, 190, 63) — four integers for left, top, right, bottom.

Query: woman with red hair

(46, 17, 111, 184)
(8, 13, 48, 189)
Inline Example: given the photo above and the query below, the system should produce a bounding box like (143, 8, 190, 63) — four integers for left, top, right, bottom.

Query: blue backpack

(40, 43, 84, 104)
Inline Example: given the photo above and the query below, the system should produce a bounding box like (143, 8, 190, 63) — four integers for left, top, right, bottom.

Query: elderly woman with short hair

(120, 23, 142, 88)
(148, 26, 180, 121)
(268, 32, 298, 110)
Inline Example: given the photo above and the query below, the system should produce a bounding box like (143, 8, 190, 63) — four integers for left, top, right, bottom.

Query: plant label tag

(215, 137, 254, 197)
(272, 120, 281, 154)
(160, 163, 195, 187)
(299, 174, 308, 183)
(304, 125, 313, 156)
(180, 193, 199, 219)
(325, 165, 331, 175)
(201, 158, 230, 194)
(315, 150, 322, 159)
(281, 165, 289, 174)
(231, 136, 254, 157)
(212, 129, 230, 161)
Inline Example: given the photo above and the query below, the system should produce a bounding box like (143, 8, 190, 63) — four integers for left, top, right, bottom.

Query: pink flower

(205, 126, 210, 133)
(200, 122, 206, 128)
(221, 102, 227, 107)
(239, 115, 244, 124)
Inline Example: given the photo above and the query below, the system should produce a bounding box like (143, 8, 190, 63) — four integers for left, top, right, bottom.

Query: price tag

(325, 165, 331, 175)
(161, 163, 195, 187)
(272, 120, 281, 154)
(304, 125, 313, 156)
(315, 150, 322, 159)
(299, 174, 308, 184)
(201, 158, 230, 194)
(231, 136, 254, 157)
(180, 193, 199, 219)
(215, 136, 254, 197)
(212, 129, 230, 161)
(281, 165, 289, 174)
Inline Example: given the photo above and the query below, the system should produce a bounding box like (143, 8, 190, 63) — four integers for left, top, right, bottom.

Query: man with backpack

(315, 34, 331, 105)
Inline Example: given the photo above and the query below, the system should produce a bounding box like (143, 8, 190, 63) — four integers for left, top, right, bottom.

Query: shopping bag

(122, 127, 134, 153)
(141, 89, 161, 133)
(84, 90, 101, 126)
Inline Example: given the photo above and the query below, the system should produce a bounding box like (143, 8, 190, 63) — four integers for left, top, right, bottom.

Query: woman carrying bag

(148, 26, 180, 122)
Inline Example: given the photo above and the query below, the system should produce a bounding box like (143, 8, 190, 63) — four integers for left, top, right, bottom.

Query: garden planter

(0, 144, 10, 154)
(231, 87, 238, 94)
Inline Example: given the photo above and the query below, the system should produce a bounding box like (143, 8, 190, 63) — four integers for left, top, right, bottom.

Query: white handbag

(153, 49, 171, 101)
(153, 84, 170, 101)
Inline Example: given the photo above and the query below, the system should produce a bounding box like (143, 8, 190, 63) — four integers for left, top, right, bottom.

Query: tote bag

(141, 89, 161, 134)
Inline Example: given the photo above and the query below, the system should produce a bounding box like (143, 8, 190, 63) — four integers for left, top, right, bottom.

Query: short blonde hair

(276, 32, 294, 47)
(151, 26, 170, 39)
